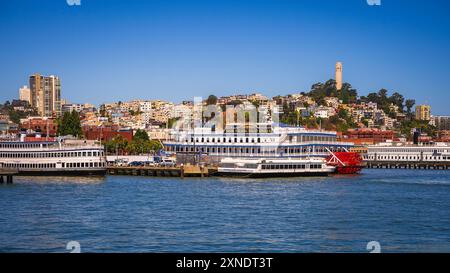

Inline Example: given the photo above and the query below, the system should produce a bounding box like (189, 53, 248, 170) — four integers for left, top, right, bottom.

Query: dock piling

(0, 169, 18, 184)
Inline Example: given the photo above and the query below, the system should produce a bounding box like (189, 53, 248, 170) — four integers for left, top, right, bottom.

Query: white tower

(335, 62, 343, 90)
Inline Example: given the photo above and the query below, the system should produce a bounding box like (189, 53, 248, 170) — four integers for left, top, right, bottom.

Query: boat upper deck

(0, 140, 104, 151)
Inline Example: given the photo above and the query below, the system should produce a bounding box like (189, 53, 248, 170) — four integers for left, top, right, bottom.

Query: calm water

(1, 169, 450, 253)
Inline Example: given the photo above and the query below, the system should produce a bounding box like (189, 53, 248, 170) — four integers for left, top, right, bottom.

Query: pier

(365, 161, 450, 170)
(107, 165, 218, 178)
(0, 169, 19, 184)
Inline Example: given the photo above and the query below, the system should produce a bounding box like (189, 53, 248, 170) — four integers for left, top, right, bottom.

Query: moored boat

(0, 137, 107, 176)
(217, 157, 336, 178)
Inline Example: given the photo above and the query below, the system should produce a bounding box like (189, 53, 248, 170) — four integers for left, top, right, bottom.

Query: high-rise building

(415, 105, 431, 121)
(335, 62, 343, 90)
(29, 74, 61, 117)
(19, 85, 31, 103)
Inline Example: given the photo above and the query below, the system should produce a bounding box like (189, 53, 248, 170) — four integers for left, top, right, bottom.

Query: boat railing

(163, 140, 353, 146)
(0, 144, 104, 151)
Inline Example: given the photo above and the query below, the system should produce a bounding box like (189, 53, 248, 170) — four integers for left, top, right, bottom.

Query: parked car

(115, 159, 129, 167)
(128, 161, 144, 167)
(159, 158, 176, 167)
(145, 161, 156, 167)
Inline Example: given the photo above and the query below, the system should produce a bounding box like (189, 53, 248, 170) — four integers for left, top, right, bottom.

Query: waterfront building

(19, 85, 31, 103)
(364, 141, 450, 165)
(415, 104, 431, 121)
(335, 62, 343, 90)
(29, 74, 61, 117)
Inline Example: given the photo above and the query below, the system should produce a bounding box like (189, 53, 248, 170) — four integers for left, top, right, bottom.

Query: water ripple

(1, 169, 450, 252)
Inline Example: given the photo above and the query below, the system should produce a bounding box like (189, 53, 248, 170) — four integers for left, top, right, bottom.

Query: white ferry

(0, 138, 107, 176)
(218, 157, 336, 178)
(164, 123, 354, 163)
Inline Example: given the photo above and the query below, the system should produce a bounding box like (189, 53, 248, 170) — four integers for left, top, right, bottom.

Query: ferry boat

(164, 122, 362, 174)
(164, 123, 354, 162)
(218, 157, 336, 178)
(0, 137, 107, 176)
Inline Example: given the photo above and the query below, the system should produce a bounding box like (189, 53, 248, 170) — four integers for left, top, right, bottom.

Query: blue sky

(1, 0, 450, 114)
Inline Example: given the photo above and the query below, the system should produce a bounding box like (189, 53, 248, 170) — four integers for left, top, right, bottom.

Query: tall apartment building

(19, 85, 31, 103)
(415, 105, 431, 121)
(29, 74, 61, 117)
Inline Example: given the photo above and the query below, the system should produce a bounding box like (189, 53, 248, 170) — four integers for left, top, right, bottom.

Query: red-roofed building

(341, 128, 395, 144)
(83, 125, 133, 142)
(20, 117, 58, 137)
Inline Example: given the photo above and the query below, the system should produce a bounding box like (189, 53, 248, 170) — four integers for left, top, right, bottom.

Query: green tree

(105, 134, 129, 155)
(389, 92, 405, 112)
(405, 99, 416, 116)
(306, 79, 357, 105)
(400, 119, 437, 139)
(121, 129, 164, 155)
(57, 110, 83, 138)
(378, 89, 388, 100)
(133, 129, 150, 142)
(206, 95, 218, 105)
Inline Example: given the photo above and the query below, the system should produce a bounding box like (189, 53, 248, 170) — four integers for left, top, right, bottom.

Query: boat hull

(14, 169, 107, 176)
(217, 171, 331, 178)
(334, 166, 364, 174)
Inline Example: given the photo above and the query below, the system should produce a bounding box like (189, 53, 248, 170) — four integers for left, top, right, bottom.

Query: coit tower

(335, 62, 343, 90)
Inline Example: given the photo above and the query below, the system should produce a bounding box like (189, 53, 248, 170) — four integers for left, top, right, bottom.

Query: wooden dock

(365, 161, 450, 170)
(107, 165, 218, 178)
(0, 169, 19, 184)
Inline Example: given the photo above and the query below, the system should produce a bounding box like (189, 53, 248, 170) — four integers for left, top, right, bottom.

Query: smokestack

(413, 130, 420, 145)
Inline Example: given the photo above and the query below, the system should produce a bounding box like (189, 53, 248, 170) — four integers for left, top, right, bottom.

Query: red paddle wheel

(326, 151, 364, 174)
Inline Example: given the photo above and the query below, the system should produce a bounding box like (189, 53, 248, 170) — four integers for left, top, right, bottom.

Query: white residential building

(19, 85, 31, 103)
(139, 101, 153, 112)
